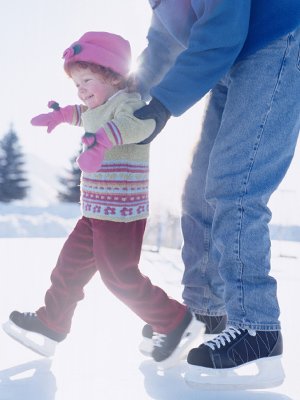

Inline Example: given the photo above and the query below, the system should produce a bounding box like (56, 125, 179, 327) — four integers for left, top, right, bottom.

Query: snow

(0, 204, 80, 238)
(0, 238, 299, 399)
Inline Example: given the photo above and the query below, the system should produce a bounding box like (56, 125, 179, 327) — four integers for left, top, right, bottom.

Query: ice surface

(0, 239, 299, 399)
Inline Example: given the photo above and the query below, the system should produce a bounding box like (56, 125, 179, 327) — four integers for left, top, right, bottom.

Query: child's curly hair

(67, 61, 128, 90)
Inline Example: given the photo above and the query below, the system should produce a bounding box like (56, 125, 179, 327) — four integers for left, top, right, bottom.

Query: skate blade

(139, 337, 153, 357)
(156, 318, 206, 370)
(2, 320, 57, 357)
(185, 355, 285, 390)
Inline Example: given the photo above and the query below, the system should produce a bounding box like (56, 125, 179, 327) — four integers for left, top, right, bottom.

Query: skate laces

(153, 332, 167, 348)
(205, 326, 256, 350)
(23, 312, 36, 318)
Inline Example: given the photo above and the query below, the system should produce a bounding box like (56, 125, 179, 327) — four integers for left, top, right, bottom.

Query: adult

(134, 0, 300, 389)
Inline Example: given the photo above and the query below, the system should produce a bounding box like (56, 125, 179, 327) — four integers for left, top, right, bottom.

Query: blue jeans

(181, 27, 300, 331)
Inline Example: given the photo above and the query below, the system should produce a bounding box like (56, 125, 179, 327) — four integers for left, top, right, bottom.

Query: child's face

(70, 67, 119, 109)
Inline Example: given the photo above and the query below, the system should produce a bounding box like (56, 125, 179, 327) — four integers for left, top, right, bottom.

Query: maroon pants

(36, 217, 186, 335)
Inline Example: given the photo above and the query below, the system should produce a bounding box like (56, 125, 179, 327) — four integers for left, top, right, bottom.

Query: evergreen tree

(0, 126, 29, 202)
(57, 150, 81, 203)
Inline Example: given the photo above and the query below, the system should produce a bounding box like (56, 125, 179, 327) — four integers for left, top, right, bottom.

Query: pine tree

(57, 150, 81, 203)
(0, 126, 29, 202)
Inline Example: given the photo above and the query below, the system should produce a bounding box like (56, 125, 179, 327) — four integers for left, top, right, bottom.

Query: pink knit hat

(63, 31, 131, 77)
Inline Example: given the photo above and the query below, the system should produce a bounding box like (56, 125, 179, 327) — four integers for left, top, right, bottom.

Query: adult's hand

(134, 97, 171, 144)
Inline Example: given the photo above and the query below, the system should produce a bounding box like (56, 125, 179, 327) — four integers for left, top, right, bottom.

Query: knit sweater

(79, 90, 155, 222)
(137, 0, 300, 116)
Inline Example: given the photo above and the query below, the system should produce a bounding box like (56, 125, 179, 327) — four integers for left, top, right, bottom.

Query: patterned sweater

(79, 90, 155, 223)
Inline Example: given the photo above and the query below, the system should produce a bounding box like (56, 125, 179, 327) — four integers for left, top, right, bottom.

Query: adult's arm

(135, 13, 185, 100)
(150, 0, 251, 116)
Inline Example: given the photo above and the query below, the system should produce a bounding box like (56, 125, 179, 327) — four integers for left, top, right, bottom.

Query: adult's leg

(206, 29, 300, 330)
(181, 84, 227, 316)
(37, 217, 97, 334)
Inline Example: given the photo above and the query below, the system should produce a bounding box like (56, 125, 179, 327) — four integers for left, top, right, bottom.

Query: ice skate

(185, 327, 285, 390)
(139, 323, 155, 356)
(195, 314, 227, 340)
(151, 311, 205, 369)
(139, 313, 226, 357)
(3, 311, 66, 357)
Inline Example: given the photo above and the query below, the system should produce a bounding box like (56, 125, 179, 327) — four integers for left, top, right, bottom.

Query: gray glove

(134, 97, 171, 144)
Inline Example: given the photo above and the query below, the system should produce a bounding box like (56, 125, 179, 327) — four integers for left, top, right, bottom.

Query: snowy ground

(0, 238, 299, 400)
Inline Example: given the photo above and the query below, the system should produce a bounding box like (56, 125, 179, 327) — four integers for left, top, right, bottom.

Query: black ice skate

(185, 327, 285, 390)
(150, 311, 205, 369)
(139, 323, 155, 356)
(3, 311, 66, 357)
(139, 313, 226, 357)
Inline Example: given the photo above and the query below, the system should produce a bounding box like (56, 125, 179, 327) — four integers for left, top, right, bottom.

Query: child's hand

(77, 128, 113, 173)
(31, 101, 80, 133)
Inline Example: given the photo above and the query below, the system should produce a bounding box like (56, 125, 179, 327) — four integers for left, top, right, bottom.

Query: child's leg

(91, 219, 186, 334)
(36, 217, 97, 335)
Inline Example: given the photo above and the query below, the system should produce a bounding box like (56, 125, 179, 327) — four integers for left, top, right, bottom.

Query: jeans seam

(236, 199, 246, 317)
(235, 33, 292, 321)
(202, 202, 210, 266)
(238, 32, 291, 213)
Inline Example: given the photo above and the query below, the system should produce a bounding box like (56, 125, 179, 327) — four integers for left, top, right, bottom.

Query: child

(3, 31, 203, 368)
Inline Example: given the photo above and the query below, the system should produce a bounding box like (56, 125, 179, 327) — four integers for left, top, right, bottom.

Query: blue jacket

(138, 0, 300, 116)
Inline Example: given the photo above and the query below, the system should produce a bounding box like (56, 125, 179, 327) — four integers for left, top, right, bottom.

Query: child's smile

(70, 67, 119, 109)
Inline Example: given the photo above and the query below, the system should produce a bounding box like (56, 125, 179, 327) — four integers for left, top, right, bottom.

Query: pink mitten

(31, 101, 80, 133)
(77, 128, 113, 173)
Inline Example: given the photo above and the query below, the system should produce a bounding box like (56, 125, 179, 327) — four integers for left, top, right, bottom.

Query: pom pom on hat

(63, 31, 131, 77)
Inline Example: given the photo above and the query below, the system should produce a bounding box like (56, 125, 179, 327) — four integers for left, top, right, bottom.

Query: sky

(1, 1, 299, 216)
